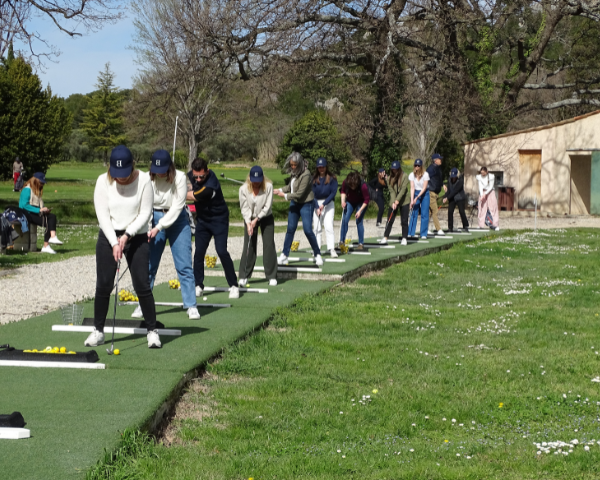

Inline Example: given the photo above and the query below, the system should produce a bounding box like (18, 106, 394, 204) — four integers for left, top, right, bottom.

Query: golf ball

(114, 349, 120, 355)
(203, 296, 208, 301)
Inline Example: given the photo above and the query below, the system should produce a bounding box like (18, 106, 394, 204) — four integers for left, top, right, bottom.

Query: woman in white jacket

(131, 150, 200, 320)
(86, 145, 161, 349)
(238, 166, 278, 286)
(476, 167, 500, 231)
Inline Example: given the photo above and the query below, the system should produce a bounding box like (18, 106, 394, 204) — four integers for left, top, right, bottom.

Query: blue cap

(378, 168, 385, 173)
(316, 157, 327, 167)
(450, 168, 459, 178)
(33, 172, 47, 184)
(432, 153, 443, 160)
(391, 161, 401, 170)
(249, 165, 264, 182)
(150, 150, 172, 174)
(109, 146, 133, 178)
(414, 159, 423, 167)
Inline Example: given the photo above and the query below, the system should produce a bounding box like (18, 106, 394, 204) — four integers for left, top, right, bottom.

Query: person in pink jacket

(476, 167, 500, 231)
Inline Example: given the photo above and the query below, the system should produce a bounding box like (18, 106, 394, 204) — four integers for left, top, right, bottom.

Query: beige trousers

(429, 191, 441, 231)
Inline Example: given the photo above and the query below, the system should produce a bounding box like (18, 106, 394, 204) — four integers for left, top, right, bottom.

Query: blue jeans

(340, 203, 365, 245)
(283, 201, 321, 256)
(408, 190, 430, 238)
(149, 209, 196, 308)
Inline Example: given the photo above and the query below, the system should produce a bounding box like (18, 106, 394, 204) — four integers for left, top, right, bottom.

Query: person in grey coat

(442, 168, 469, 232)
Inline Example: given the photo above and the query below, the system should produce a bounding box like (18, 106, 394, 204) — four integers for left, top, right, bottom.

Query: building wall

(464, 113, 600, 214)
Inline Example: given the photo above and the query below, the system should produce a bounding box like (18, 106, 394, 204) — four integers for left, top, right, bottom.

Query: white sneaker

(269, 279, 278, 286)
(41, 245, 56, 254)
(48, 237, 63, 245)
(437, 230, 445, 235)
(329, 249, 338, 258)
(277, 253, 288, 265)
(187, 307, 201, 320)
(131, 306, 143, 318)
(379, 238, 388, 245)
(427, 230, 434, 235)
(401, 238, 408, 246)
(239, 278, 248, 287)
(147, 329, 162, 348)
(495, 227, 501, 231)
(420, 236, 428, 240)
(315, 254, 324, 266)
(195, 285, 202, 296)
(229, 286, 240, 299)
(84, 329, 104, 347)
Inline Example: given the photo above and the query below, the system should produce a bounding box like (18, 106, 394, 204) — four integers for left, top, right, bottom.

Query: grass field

(87, 229, 600, 479)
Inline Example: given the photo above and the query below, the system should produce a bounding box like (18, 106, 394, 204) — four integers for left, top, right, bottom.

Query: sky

(17, 12, 139, 98)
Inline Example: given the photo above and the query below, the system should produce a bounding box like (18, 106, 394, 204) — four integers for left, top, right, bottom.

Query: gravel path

(1, 214, 598, 325)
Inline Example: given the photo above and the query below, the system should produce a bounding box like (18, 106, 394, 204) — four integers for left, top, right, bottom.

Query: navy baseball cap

(250, 165, 264, 182)
(391, 161, 401, 170)
(432, 153, 443, 160)
(378, 168, 385, 173)
(316, 157, 327, 167)
(414, 159, 423, 167)
(150, 150, 172, 174)
(33, 172, 47, 184)
(450, 168, 459, 178)
(109, 146, 133, 178)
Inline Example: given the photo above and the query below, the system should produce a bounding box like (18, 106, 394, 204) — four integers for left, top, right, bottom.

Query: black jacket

(188, 170, 229, 222)
(426, 163, 443, 194)
(445, 176, 466, 203)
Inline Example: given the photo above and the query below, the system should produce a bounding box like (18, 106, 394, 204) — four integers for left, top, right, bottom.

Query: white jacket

(476, 173, 495, 196)
(239, 182, 273, 223)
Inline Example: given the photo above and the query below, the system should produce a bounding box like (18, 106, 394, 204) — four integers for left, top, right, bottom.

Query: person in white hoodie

(476, 166, 500, 231)
(130, 150, 200, 320)
(86, 145, 161, 349)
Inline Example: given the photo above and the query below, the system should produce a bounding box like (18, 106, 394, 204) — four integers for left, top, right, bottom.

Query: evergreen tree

(0, 52, 71, 179)
(81, 63, 127, 163)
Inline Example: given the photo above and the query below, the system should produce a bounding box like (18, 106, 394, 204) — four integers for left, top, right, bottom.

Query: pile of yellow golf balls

(169, 279, 180, 289)
(23, 346, 76, 354)
(345, 238, 352, 246)
(205, 255, 217, 268)
(291, 241, 299, 252)
(119, 289, 138, 302)
(339, 244, 349, 254)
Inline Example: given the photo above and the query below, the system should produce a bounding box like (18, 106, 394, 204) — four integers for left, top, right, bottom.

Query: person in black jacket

(442, 168, 469, 232)
(426, 153, 444, 235)
(368, 168, 387, 226)
(186, 158, 239, 299)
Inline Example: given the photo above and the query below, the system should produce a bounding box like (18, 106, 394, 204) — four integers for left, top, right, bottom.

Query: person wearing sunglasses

(186, 158, 239, 299)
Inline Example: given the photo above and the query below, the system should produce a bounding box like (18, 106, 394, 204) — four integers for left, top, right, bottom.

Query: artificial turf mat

(0, 230, 492, 479)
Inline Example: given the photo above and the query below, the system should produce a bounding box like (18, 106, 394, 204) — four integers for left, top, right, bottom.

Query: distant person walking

(13, 157, 23, 191)
(442, 168, 469, 232)
(426, 153, 444, 235)
(476, 166, 500, 231)
(238, 166, 278, 286)
(312, 157, 338, 258)
(368, 168, 387, 226)
(87, 145, 161, 349)
(408, 159, 430, 239)
(274, 152, 323, 266)
(339, 171, 370, 250)
(379, 161, 410, 246)
(131, 150, 200, 320)
(19, 172, 63, 254)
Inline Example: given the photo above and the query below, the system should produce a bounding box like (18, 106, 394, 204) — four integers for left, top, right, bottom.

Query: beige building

(463, 110, 600, 215)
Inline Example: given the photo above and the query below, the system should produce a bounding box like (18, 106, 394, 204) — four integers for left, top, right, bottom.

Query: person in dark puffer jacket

(442, 168, 469, 232)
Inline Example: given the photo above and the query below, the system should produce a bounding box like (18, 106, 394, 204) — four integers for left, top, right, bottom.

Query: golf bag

(484, 209, 494, 227)
(185, 205, 196, 236)
(15, 173, 24, 192)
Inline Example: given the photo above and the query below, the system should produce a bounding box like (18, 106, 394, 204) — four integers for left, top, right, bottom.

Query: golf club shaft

(111, 264, 130, 291)
(219, 173, 244, 185)
(110, 260, 121, 352)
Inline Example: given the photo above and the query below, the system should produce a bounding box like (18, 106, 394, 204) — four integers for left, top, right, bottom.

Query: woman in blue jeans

(132, 150, 200, 320)
(408, 158, 431, 239)
(339, 171, 370, 250)
(274, 152, 323, 266)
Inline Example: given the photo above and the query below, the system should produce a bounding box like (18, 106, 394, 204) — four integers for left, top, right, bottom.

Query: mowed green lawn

(90, 229, 600, 479)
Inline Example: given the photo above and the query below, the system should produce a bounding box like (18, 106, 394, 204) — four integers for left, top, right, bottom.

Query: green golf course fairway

(0, 231, 492, 479)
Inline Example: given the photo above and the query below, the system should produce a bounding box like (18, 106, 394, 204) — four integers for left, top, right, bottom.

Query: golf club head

(220, 173, 225, 178)
(106, 346, 114, 355)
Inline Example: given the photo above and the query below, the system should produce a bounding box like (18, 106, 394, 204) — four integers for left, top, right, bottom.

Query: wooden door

(518, 150, 541, 209)
(570, 155, 591, 215)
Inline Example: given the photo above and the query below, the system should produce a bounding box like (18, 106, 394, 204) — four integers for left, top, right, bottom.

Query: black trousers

(239, 215, 277, 281)
(448, 199, 469, 231)
(194, 216, 238, 289)
(24, 211, 57, 242)
(373, 193, 385, 224)
(383, 204, 410, 239)
(94, 230, 156, 332)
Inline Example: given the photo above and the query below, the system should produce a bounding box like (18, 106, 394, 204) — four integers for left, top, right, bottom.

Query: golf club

(106, 259, 121, 355)
(338, 206, 346, 245)
(219, 172, 244, 185)
(111, 264, 130, 292)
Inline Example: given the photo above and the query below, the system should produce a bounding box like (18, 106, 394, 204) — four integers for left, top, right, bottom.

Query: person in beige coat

(274, 151, 323, 266)
(238, 166, 278, 286)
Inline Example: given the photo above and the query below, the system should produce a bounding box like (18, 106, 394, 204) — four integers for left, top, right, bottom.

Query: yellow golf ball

(114, 349, 120, 355)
